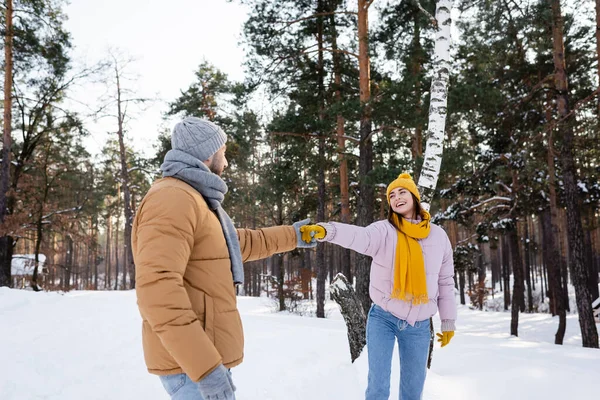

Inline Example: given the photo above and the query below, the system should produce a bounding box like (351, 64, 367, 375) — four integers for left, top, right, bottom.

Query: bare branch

(457, 234, 478, 245)
(322, 47, 359, 59)
(468, 196, 512, 211)
(270, 131, 360, 144)
(544, 88, 600, 134)
(277, 11, 357, 27)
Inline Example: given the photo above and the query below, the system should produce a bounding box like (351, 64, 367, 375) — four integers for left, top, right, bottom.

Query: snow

(0, 288, 599, 400)
(11, 254, 46, 275)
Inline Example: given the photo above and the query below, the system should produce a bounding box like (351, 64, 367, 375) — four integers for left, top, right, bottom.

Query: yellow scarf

(390, 210, 431, 305)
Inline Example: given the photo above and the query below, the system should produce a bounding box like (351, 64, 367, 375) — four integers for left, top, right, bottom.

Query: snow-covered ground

(1, 288, 599, 400)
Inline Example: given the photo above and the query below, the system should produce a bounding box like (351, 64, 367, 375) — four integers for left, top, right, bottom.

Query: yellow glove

(436, 331, 454, 347)
(299, 225, 326, 243)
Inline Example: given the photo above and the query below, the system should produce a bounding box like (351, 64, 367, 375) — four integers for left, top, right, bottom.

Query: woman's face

(389, 187, 416, 219)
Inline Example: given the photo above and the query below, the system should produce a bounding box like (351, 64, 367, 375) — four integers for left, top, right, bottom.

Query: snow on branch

(42, 206, 83, 221)
(469, 196, 512, 211)
(412, 0, 437, 27)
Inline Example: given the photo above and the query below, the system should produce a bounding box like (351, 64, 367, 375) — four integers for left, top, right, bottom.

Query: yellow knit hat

(386, 173, 420, 204)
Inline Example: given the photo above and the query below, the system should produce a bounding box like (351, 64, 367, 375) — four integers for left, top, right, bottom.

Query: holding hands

(299, 224, 326, 244)
(292, 219, 321, 248)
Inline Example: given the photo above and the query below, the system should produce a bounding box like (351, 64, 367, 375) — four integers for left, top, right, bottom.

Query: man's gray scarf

(161, 149, 244, 285)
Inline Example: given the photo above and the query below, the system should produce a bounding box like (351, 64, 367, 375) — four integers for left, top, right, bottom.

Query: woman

(301, 173, 456, 400)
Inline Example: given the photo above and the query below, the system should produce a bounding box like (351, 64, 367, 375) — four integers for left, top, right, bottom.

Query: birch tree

(416, 0, 453, 209)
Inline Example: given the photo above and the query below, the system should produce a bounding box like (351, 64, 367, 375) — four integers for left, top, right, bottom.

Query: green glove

(299, 225, 326, 243)
(436, 331, 454, 347)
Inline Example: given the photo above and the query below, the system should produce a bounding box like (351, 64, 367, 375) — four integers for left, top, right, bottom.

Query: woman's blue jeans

(365, 304, 430, 400)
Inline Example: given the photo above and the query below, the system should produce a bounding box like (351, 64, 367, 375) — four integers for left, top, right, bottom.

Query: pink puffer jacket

(319, 220, 457, 331)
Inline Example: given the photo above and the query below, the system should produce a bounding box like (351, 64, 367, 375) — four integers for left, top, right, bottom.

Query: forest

(0, 0, 598, 349)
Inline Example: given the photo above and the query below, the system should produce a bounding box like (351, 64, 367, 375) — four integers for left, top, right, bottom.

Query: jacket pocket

(204, 292, 215, 343)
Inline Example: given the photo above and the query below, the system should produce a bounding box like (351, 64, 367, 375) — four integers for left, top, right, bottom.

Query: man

(132, 117, 315, 400)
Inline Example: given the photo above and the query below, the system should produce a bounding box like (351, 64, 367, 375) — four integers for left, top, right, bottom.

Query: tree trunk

(458, 268, 466, 305)
(0, 0, 14, 287)
(411, 8, 424, 161)
(541, 209, 566, 344)
(30, 217, 44, 292)
(276, 253, 285, 312)
(524, 220, 533, 312)
(509, 227, 524, 337)
(477, 246, 486, 311)
(114, 205, 120, 290)
(416, 0, 454, 208)
(328, 3, 352, 285)
(114, 64, 135, 290)
(65, 235, 73, 290)
(550, 0, 599, 348)
(356, 0, 374, 317)
(596, 0, 600, 114)
(105, 213, 112, 289)
(330, 273, 366, 363)
(502, 236, 511, 311)
(316, 0, 327, 319)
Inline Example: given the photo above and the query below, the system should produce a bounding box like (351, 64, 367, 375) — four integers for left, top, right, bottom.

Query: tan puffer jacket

(132, 177, 297, 382)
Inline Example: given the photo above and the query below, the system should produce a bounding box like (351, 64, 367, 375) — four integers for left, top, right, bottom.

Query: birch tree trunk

(550, 0, 599, 348)
(416, 0, 453, 209)
(415, 0, 454, 368)
(0, 0, 14, 287)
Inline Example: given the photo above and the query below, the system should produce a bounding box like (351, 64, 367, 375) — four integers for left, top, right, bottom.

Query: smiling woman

(299, 172, 457, 400)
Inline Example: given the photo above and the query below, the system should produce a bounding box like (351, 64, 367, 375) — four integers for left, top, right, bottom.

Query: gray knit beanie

(171, 117, 228, 161)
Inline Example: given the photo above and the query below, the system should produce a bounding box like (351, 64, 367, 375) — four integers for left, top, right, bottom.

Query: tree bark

(524, 220, 533, 312)
(114, 62, 135, 290)
(416, 0, 454, 208)
(105, 213, 112, 289)
(596, 0, 600, 114)
(328, 2, 352, 285)
(541, 209, 566, 344)
(502, 235, 511, 311)
(330, 273, 366, 362)
(114, 200, 120, 290)
(509, 228, 524, 336)
(356, 0, 374, 316)
(411, 8, 424, 161)
(0, 0, 14, 287)
(316, 0, 327, 319)
(550, 0, 599, 348)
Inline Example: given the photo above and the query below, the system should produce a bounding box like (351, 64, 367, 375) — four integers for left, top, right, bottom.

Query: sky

(63, 0, 250, 158)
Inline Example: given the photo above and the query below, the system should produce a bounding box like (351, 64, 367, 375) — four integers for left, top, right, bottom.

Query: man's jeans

(365, 304, 430, 400)
(159, 371, 236, 400)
